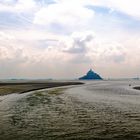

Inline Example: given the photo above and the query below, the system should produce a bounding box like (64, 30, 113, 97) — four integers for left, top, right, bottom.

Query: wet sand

(0, 81, 83, 95)
(0, 80, 140, 140)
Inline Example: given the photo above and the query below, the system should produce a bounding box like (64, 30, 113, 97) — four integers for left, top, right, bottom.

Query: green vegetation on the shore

(47, 88, 66, 95)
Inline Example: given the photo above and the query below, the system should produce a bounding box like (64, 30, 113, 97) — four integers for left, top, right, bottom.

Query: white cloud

(0, 28, 140, 78)
(90, 0, 140, 19)
(0, 0, 140, 78)
(61, 31, 94, 54)
(109, 0, 140, 18)
(0, 0, 16, 5)
(0, 0, 38, 13)
(1, 0, 140, 21)
(33, 2, 94, 32)
(15, 0, 37, 12)
(0, 3, 14, 12)
(98, 42, 126, 63)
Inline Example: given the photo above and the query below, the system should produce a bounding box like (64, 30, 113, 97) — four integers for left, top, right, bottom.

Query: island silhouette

(79, 69, 102, 80)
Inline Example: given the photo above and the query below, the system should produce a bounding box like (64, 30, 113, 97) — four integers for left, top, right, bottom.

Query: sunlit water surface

(0, 80, 140, 140)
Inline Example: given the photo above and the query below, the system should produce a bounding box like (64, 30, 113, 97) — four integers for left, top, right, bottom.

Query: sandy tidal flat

(0, 80, 140, 140)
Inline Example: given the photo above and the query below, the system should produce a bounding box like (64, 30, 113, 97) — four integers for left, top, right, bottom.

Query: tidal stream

(0, 80, 140, 140)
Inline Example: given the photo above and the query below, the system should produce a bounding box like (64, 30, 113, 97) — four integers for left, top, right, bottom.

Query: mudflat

(0, 81, 83, 95)
(0, 80, 140, 140)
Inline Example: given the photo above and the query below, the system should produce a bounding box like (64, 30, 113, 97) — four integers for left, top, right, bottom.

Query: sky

(0, 0, 140, 79)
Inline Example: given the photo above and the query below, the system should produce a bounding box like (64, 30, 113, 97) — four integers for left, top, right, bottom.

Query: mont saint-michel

(79, 69, 102, 80)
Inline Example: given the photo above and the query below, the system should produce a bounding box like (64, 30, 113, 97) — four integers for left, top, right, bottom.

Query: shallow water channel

(0, 80, 140, 140)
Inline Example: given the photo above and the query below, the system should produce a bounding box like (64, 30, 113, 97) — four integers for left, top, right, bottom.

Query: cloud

(99, 42, 126, 63)
(91, 0, 140, 19)
(0, 30, 71, 78)
(0, 0, 140, 78)
(33, 2, 94, 33)
(15, 0, 37, 12)
(109, 0, 140, 19)
(0, 29, 140, 78)
(0, 0, 40, 29)
(0, 0, 38, 12)
(62, 31, 94, 54)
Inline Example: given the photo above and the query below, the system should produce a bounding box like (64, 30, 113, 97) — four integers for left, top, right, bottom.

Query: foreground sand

(0, 80, 140, 140)
(0, 81, 83, 95)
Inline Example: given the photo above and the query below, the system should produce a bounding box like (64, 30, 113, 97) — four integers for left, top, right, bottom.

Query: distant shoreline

(0, 81, 84, 96)
(133, 86, 140, 90)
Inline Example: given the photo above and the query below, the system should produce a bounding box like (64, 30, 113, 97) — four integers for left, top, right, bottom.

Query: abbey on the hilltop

(79, 69, 103, 80)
